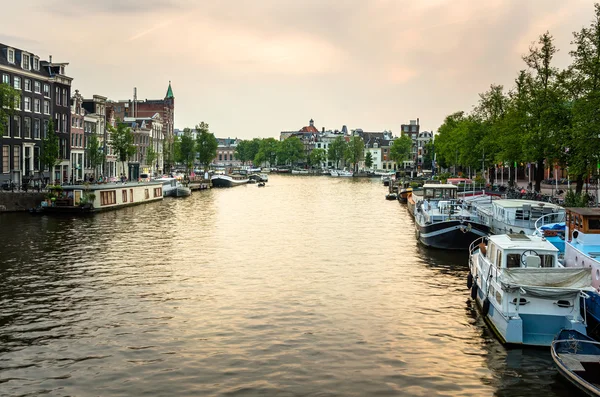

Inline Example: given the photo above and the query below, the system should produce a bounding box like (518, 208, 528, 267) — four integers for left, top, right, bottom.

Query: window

(34, 81, 41, 93)
(62, 89, 67, 107)
(44, 100, 50, 115)
(22, 54, 29, 70)
(43, 84, 50, 97)
(3, 118, 9, 137)
(55, 87, 60, 105)
(154, 187, 161, 197)
(589, 218, 600, 230)
(24, 97, 31, 112)
(14, 76, 20, 90)
(129, 189, 133, 203)
(2, 146, 8, 172)
(62, 114, 67, 132)
(33, 57, 39, 71)
(13, 116, 20, 138)
(34, 99, 40, 113)
(34, 147, 40, 171)
(13, 145, 20, 170)
(2, 74, 8, 84)
(24, 79, 31, 91)
(145, 189, 150, 199)
(7, 49, 14, 64)
(55, 113, 59, 131)
(122, 189, 127, 202)
(33, 119, 40, 139)
(23, 117, 31, 138)
(506, 254, 520, 268)
(100, 191, 116, 206)
(43, 120, 48, 138)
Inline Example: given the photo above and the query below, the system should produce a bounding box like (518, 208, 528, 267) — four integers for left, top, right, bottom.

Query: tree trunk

(575, 174, 584, 195)
(534, 158, 544, 193)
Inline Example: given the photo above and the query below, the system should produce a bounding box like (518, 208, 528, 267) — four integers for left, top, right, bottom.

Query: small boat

(551, 329, 600, 396)
(330, 170, 339, 177)
(338, 170, 353, 177)
(291, 169, 309, 175)
(386, 193, 398, 200)
(174, 185, 191, 197)
(211, 173, 249, 188)
(249, 173, 268, 182)
(258, 182, 266, 187)
(469, 234, 592, 346)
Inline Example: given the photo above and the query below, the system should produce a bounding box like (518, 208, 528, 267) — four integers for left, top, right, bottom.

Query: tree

(328, 136, 347, 169)
(389, 135, 412, 167)
(278, 136, 304, 166)
(109, 120, 136, 178)
(41, 118, 60, 182)
(235, 140, 251, 165)
(364, 151, 373, 169)
(0, 83, 19, 133)
(179, 128, 196, 172)
(248, 138, 261, 165)
(87, 134, 105, 178)
(309, 148, 327, 169)
(146, 137, 158, 175)
(196, 122, 218, 171)
(344, 136, 364, 172)
(255, 138, 279, 166)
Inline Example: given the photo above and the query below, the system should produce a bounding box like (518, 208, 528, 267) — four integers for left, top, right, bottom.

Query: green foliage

(389, 135, 412, 165)
(421, 141, 434, 169)
(564, 189, 589, 207)
(328, 136, 347, 169)
(195, 122, 218, 170)
(109, 121, 136, 175)
(255, 138, 279, 166)
(146, 137, 158, 171)
(235, 140, 251, 165)
(364, 152, 373, 169)
(87, 134, 105, 177)
(179, 128, 196, 170)
(278, 136, 304, 165)
(309, 148, 327, 168)
(0, 83, 19, 132)
(41, 118, 59, 178)
(344, 136, 364, 172)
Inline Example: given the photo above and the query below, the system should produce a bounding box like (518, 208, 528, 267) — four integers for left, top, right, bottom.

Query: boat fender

(467, 272, 473, 289)
(470, 283, 478, 300)
(482, 298, 490, 316)
(573, 230, 579, 239)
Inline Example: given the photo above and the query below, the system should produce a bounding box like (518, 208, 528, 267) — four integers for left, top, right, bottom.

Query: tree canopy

(196, 122, 218, 171)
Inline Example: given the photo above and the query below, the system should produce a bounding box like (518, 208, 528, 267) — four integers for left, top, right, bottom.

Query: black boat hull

(416, 220, 489, 250)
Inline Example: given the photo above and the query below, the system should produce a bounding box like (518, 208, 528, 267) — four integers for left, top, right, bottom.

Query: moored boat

(551, 329, 600, 396)
(468, 234, 592, 346)
(563, 208, 600, 293)
(211, 173, 249, 188)
(474, 199, 565, 235)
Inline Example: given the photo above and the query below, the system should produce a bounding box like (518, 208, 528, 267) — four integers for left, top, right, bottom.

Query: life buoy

(482, 298, 490, 316)
(467, 273, 473, 289)
(470, 283, 478, 300)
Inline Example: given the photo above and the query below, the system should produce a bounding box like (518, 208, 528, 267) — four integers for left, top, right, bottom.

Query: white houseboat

(475, 199, 565, 235)
(563, 208, 600, 293)
(468, 234, 592, 346)
(211, 173, 249, 188)
(40, 181, 164, 214)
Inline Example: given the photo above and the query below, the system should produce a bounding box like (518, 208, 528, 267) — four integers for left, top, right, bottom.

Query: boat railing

(534, 212, 566, 236)
(469, 236, 487, 256)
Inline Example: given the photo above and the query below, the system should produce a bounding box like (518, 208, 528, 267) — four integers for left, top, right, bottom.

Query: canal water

(0, 176, 576, 396)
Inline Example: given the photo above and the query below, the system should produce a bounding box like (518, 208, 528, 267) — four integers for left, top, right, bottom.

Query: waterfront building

(123, 115, 164, 178)
(214, 137, 241, 168)
(83, 95, 117, 178)
(400, 119, 433, 171)
(0, 44, 72, 185)
(354, 130, 394, 172)
(70, 90, 85, 183)
(280, 119, 320, 167)
(314, 129, 348, 169)
(83, 112, 102, 178)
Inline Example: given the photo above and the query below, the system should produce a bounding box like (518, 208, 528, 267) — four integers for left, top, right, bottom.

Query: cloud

(43, 0, 192, 15)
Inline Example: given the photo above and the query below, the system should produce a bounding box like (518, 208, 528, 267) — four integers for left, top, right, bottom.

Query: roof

(299, 125, 319, 133)
(0, 43, 51, 78)
(165, 81, 174, 99)
(566, 208, 600, 216)
(488, 234, 558, 251)
(493, 199, 562, 210)
(423, 183, 457, 189)
(59, 181, 162, 191)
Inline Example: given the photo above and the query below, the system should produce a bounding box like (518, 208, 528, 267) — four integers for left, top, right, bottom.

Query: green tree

(364, 151, 373, 169)
(248, 138, 261, 165)
(255, 138, 279, 166)
(344, 136, 364, 172)
(0, 83, 19, 133)
(109, 121, 136, 178)
(195, 122, 218, 171)
(328, 136, 347, 169)
(309, 148, 327, 169)
(234, 140, 251, 165)
(389, 135, 412, 168)
(146, 137, 158, 174)
(278, 136, 304, 166)
(179, 128, 196, 172)
(171, 135, 181, 170)
(41, 118, 59, 182)
(87, 134, 105, 179)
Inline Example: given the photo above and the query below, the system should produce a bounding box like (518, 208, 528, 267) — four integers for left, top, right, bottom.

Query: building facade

(70, 90, 85, 182)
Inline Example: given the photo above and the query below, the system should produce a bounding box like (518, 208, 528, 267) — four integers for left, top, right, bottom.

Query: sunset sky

(1, 0, 595, 138)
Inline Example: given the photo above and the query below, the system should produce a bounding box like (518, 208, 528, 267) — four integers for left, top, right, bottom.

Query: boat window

(506, 254, 520, 268)
(589, 218, 600, 230)
(539, 255, 554, 268)
(496, 249, 502, 268)
(424, 188, 434, 197)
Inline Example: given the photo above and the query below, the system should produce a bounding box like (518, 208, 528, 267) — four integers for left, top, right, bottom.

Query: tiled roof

(0, 43, 50, 78)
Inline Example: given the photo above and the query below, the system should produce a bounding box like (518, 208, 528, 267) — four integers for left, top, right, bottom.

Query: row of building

(280, 118, 434, 172)
(0, 43, 175, 185)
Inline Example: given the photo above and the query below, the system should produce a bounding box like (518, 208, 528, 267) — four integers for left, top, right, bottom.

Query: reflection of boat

(469, 234, 591, 346)
(385, 193, 397, 200)
(211, 174, 249, 188)
(414, 184, 489, 250)
(551, 329, 600, 396)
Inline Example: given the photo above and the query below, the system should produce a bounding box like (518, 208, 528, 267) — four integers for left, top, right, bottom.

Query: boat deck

(569, 241, 600, 258)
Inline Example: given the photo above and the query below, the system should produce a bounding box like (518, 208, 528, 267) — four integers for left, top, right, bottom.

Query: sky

(1, 0, 596, 138)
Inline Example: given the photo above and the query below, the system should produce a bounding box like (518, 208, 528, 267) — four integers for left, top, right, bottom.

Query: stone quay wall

(0, 192, 46, 212)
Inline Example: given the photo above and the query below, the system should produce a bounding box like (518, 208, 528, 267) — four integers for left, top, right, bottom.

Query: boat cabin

(422, 184, 457, 200)
(479, 234, 559, 269)
(566, 208, 600, 243)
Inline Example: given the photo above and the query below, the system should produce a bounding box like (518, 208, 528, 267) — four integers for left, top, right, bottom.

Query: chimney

(49, 55, 52, 63)
(322, 127, 325, 133)
(417, 118, 419, 126)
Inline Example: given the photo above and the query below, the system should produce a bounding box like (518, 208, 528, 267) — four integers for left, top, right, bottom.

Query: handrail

(534, 211, 566, 236)
(469, 236, 487, 255)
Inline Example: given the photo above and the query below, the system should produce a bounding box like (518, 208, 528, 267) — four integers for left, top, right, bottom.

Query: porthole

(576, 256, 578, 262)
(511, 298, 528, 306)
(596, 269, 600, 281)
(556, 300, 573, 308)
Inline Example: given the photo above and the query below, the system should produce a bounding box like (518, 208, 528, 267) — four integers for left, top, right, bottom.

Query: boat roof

(58, 181, 162, 191)
(423, 184, 457, 189)
(493, 199, 563, 210)
(566, 207, 600, 216)
(488, 234, 559, 251)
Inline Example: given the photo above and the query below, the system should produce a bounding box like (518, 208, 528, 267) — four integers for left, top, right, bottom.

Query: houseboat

(40, 181, 164, 214)
(414, 184, 489, 250)
(154, 177, 191, 197)
(475, 199, 565, 235)
(211, 173, 249, 188)
(563, 208, 600, 292)
(468, 234, 592, 346)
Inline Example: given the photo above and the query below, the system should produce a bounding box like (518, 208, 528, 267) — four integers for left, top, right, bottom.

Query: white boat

(292, 169, 309, 175)
(474, 199, 565, 235)
(154, 177, 189, 197)
(414, 184, 490, 250)
(563, 208, 600, 293)
(468, 233, 592, 346)
(330, 170, 339, 177)
(211, 173, 249, 188)
(338, 170, 353, 177)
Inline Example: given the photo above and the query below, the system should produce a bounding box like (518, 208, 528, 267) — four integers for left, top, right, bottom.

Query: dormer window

(22, 53, 30, 70)
(7, 48, 15, 64)
(33, 57, 39, 71)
